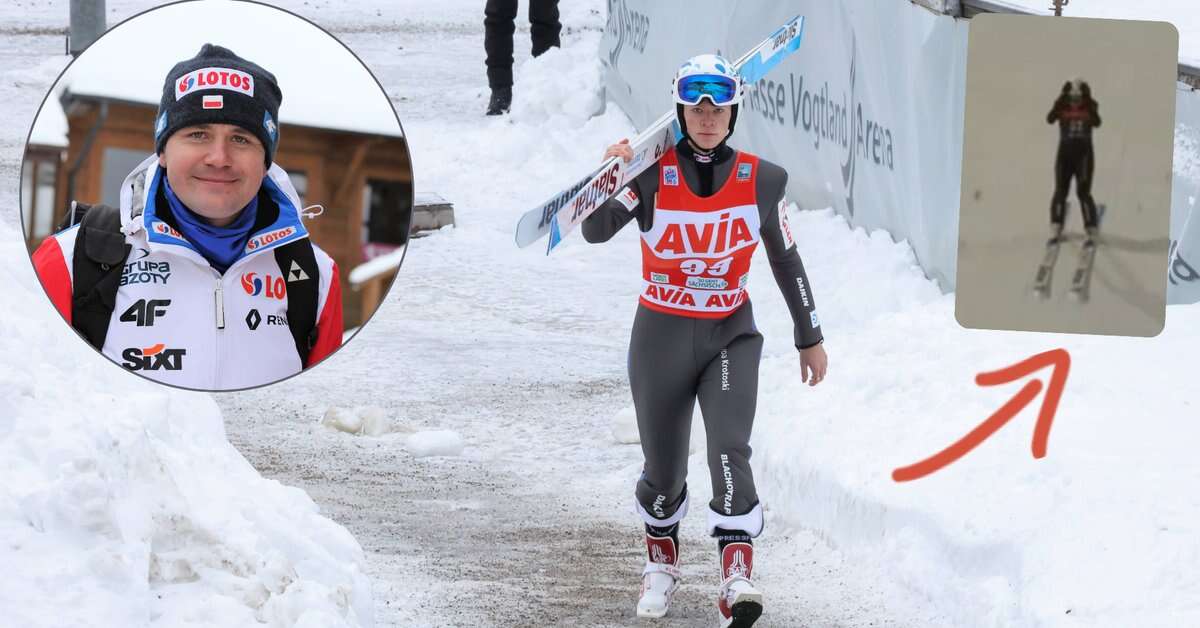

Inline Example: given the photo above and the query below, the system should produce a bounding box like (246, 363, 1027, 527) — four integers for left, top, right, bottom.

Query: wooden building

(22, 89, 412, 331)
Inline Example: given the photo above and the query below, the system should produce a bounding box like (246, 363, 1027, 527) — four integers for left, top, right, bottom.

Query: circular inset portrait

(20, 0, 412, 391)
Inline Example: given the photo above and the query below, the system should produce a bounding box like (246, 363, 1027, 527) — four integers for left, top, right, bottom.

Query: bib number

(680, 257, 733, 277)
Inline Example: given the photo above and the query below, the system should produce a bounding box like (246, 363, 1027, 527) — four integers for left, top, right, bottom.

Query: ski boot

(1049, 222, 1064, 245)
(637, 529, 681, 618)
(717, 542, 762, 628)
(1084, 225, 1099, 248)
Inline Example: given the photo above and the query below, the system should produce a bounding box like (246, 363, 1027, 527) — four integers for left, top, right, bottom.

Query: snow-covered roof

(37, 0, 402, 140)
(28, 93, 67, 148)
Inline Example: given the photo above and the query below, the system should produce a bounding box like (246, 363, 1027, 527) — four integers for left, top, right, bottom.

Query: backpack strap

(273, 239, 320, 366)
(71, 203, 131, 350)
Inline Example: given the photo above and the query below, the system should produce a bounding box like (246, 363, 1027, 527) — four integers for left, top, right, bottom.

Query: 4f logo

(119, 299, 170, 326)
(122, 343, 186, 371)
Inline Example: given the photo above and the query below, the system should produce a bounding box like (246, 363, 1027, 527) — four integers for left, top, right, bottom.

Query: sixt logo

(245, 226, 296, 252)
(175, 67, 254, 100)
(606, 0, 650, 67)
(240, 272, 287, 300)
(122, 343, 186, 371)
(743, 31, 896, 217)
(119, 299, 170, 326)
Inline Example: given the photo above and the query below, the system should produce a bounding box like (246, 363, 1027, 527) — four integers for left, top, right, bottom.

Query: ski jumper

(583, 141, 822, 538)
(1047, 95, 1101, 230)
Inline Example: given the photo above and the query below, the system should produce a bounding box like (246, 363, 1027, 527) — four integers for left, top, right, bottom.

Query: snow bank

(0, 222, 372, 627)
(347, 246, 408, 287)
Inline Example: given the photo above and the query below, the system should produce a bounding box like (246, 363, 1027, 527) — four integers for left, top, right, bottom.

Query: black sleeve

(1047, 98, 1063, 124)
(582, 165, 659, 243)
(755, 159, 824, 350)
(1089, 100, 1101, 128)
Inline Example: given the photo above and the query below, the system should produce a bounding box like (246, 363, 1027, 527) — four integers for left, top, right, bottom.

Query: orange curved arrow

(893, 348, 1071, 482)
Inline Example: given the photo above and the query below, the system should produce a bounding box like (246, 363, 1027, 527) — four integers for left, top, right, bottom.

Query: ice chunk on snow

(322, 406, 403, 436)
(610, 405, 640, 444)
(405, 431, 465, 458)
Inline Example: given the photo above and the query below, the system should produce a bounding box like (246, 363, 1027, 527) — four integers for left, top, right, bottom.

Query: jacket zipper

(214, 277, 225, 329)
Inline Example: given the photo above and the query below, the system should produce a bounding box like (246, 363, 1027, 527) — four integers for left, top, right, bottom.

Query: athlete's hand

(800, 343, 828, 387)
(604, 139, 634, 163)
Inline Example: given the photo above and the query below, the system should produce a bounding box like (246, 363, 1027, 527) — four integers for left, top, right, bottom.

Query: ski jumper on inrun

(1047, 78, 1101, 245)
(583, 54, 828, 628)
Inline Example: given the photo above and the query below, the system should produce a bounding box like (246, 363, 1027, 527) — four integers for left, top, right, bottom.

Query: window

(361, 179, 410, 259)
(20, 156, 59, 243)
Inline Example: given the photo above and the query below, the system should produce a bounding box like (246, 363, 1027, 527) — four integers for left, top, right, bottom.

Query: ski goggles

(675, 73, 740, 106)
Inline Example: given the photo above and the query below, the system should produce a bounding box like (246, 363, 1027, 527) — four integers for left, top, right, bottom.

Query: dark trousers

(629, 302, 763, 526)
(484, 0, 562, 89)
(1050, 139, 1099, 229)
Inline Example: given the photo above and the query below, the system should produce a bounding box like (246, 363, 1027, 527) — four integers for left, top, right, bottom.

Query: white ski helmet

(672, 53, 745, 143)
(672, 53, 745, 107)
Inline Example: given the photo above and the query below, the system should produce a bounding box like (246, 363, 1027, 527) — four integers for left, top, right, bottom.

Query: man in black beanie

(32, 43, 345, 390)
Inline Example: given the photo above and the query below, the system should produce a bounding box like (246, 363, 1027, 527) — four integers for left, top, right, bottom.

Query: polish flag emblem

(202, 95, 223, 109)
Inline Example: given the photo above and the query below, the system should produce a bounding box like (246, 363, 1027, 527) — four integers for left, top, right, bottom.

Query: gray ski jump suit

(583, 139, 823, 538)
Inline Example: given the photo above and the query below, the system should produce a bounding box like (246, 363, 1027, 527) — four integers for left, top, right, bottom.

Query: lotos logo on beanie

(175, 67, 255, 100)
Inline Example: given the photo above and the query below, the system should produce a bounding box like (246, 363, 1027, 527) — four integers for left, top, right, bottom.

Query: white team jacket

(33, 155, 343, 391)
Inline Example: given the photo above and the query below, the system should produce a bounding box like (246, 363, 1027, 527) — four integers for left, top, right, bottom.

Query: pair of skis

(513, 15, 807, 253)
(1032, 237, 1096, 300)
(1032, 204, 1105, 301)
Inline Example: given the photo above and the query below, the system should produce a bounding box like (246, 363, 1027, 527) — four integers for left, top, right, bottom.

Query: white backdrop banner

(603, 0, 1200, 303)
(603, 0, 968, 290)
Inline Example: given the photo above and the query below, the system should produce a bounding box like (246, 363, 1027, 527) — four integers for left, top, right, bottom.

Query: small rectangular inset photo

(955, 13, 1178, 337)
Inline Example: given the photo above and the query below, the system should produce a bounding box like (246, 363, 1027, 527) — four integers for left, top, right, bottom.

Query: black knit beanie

(154, 43, 282, 167)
